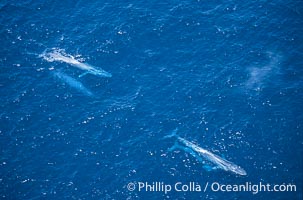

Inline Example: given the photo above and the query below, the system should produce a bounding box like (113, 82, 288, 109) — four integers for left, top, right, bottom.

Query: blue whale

(165, 129, 247, 176)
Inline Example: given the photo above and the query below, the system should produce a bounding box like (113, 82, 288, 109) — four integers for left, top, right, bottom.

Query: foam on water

(245, 52, 283, 91)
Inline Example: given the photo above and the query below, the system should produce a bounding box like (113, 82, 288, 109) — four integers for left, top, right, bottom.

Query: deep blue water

(0, 0, 303, 199)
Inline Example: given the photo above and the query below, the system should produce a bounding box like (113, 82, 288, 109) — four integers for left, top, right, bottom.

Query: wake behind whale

(40, 48, 112, 78)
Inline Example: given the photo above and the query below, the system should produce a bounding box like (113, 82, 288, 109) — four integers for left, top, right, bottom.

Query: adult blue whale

(41, 49, 112, 78)
(165, 129, 247, 176)
(53, 71, 93, 96)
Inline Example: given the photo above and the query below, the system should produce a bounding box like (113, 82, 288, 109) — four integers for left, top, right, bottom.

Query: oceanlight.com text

(209, 182, 296, 194)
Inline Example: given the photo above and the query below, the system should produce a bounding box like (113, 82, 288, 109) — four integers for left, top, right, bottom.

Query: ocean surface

(0, 0, 302, 199)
